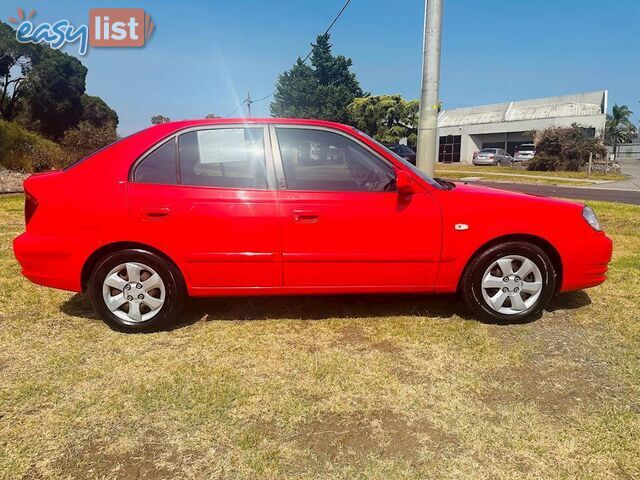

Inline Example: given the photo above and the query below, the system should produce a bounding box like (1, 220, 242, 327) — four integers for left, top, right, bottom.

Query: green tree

(20, 50, 87, 139)
(1, 21, 117, 140)
(0, 21, 35, 121)
(270, 33, 363, 123)
(151, 115, 170, 125)
(347, 95, 419, 145)
(270, 59, 318, 119)
(604, 104, 637, 148)
(80, 94, 119, 128)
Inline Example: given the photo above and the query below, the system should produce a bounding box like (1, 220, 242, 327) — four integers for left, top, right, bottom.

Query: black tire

(88, 249, 185, 333)
(460, 241, 556, 323)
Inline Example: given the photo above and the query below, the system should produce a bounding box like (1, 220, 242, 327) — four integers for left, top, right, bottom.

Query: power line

(225, 0, 353, 117)
(301, 0, 352, 64)
(226, 99, 247, 117)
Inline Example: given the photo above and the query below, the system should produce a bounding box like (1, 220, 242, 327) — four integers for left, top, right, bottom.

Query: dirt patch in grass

(335, 324, 369, 346)
(371, 339, 402, 354)
(36, 438, 181, 480)
(332, 325, 403, 354)
(483, 310, 628, 414)
(294, 410, 457, 464)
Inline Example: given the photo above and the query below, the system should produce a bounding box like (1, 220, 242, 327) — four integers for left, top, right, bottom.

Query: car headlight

(582, 206, 602, 231)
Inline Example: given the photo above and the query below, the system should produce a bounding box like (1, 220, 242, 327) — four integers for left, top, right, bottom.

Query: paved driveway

(590, 155, 640, 191)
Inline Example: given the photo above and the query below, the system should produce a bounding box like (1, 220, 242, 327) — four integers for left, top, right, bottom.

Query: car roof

(135, 118, 363, 147)
(148, 117, 355, 131)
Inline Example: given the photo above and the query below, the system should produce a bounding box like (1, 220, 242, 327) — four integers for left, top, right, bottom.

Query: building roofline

(441, 90, 607, 116)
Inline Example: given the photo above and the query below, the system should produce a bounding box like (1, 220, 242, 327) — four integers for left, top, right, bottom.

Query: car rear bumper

(473, 160, 498, 165)
(13, 233, 84, 292)
(473, 159, 497, 165)
(560, 233, 613, 292)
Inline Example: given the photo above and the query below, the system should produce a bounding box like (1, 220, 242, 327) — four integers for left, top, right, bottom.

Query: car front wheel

(461, 241, 556, 323)
(89, 249, 185, 332)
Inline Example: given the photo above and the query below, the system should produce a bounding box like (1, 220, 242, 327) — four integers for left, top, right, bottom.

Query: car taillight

(488, 154, 495, 158)
(25, 191, 38, 225)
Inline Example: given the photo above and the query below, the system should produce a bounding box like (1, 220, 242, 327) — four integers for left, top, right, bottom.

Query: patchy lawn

(435, 164, 626, 186)
(1, 194, 639, 479)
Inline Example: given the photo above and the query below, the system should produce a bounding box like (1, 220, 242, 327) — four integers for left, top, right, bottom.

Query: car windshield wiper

(433, 177, 456, 190)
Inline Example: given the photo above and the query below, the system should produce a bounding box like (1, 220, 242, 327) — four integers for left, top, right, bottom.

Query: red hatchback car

(13, 118, 612, 332)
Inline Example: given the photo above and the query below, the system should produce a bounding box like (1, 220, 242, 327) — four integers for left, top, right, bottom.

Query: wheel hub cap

(480, 255, 543, 315)
(102, 262, 166, 325)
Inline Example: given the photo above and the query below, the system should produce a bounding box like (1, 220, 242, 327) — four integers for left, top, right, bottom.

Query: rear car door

(128, 124, 282, 291)
(272, 125, 442, 290)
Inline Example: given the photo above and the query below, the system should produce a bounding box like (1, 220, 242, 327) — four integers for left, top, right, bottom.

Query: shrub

(525, 155, 559, 171)
(0, 119, 65, 172)
(526, 124, 607, 172)
(60, 121, 118, 163)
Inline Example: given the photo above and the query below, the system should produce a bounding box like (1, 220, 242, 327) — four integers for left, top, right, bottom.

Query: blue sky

(4, 0, 639, 135)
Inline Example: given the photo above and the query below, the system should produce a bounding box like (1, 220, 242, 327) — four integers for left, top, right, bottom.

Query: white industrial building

(436, 90, 607, 164)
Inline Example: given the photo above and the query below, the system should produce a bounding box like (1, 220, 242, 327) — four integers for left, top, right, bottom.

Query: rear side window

(134, 140, 177, 184)
(178, 128, 267, 189)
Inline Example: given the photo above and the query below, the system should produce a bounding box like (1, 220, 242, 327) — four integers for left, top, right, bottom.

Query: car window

(134, 139, 178, 184)
(480, 149, 497, 153)
(276, 128, 395, 192)
(178, 128, 267, 189)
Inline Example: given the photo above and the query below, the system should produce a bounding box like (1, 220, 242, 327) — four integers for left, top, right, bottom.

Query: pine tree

(270, 34, 363, 123)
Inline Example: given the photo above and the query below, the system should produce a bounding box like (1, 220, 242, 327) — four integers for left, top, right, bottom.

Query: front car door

(127, 124, 282, 293)
(272, 124, 442, 291)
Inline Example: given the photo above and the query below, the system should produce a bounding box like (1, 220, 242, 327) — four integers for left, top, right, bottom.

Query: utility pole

(416, 0, 443, 176)
(246, 92, 252, 117)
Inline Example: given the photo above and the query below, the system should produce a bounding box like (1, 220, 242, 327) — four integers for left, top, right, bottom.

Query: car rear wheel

(461, 241, 556, 323)
(89, 249, 185, 332)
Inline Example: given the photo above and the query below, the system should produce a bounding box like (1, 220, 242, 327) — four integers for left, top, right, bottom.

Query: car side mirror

(395, 170, 415, 194)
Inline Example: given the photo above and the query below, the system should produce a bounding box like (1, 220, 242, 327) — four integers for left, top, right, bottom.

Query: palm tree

(605, 104, 638, 158)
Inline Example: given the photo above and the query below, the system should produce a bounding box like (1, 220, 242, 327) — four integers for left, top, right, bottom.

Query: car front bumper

(559, 232, 613, 292)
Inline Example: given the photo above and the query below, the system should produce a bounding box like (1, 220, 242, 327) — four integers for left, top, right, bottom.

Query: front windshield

(353, 129, 442, 189)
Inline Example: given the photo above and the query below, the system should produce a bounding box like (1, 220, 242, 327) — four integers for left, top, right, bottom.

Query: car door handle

(141, 207, 170, 219)
(292, 210, 320, 224)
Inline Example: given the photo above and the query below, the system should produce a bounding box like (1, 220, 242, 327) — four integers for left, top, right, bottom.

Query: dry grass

(1, 193, 639, 479)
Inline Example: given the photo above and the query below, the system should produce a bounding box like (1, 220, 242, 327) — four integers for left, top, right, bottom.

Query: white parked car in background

(514, 144, 536, 162)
